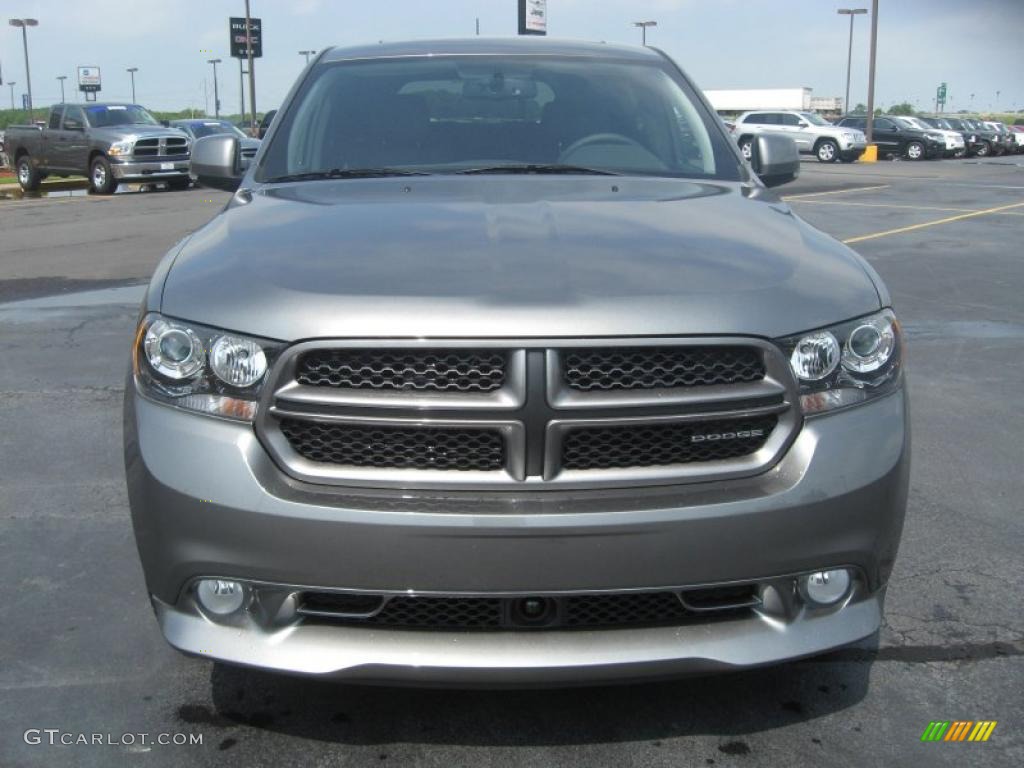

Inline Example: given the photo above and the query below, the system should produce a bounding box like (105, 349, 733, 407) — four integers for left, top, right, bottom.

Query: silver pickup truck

(6, 103, 191, 194)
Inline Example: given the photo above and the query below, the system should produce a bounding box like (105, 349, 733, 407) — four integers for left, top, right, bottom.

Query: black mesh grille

(565, 592, 687, 627)
(296, 349, 506, 392)
(299, 591, 755, 631)
(371, 597, 503, 629)
(563, 346, 764, 391)
(562, 416, 777, 471)
(279, 419, 505, 471)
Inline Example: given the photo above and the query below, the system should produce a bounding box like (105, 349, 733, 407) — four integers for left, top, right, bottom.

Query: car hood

(92, 125, 187, 142)
(160, 177, 882, 341)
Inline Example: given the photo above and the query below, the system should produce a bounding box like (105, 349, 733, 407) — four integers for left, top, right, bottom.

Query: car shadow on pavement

(193, 634, 878, 749)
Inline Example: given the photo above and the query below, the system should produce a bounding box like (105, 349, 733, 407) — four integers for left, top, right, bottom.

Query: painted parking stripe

(842, 201, 1024, 244)
(790, 200, 977, 213)
(782, 184, 890, 201)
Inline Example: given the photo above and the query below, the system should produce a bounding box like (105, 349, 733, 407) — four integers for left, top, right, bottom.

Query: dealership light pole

(208, 58, 222, 117)
(9, 18, 38, 119)
(837, 8, 866, 114)
(245, 0, 257, 136)
(633, 20, 657, 46)
(864, 0, 879, 143)
(299, 50, 313, 64)
(127, 67, 138, 102)
(7, 81, 16, 110)
(57, 75, 67, 103)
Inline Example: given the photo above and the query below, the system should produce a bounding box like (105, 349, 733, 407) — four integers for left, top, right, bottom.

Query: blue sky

(2, 0, 1022, 113)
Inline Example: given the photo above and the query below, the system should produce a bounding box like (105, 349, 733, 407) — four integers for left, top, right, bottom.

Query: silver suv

(124, 39, 908, 685)
(733, 110, 867, 163)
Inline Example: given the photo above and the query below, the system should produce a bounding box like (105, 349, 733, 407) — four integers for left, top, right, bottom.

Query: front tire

(89, 155, 117, 195)
(815, 139, 839, 163)
(975, 141, 990, 157)
(17, 154, 42, 191)
(905, 141, 925, 161)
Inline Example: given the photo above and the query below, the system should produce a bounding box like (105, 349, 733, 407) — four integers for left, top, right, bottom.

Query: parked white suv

(732, 110, 867, 163)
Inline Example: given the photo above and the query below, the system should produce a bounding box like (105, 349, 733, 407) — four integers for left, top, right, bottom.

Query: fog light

(196, 579, 247, 615)
(800, 569, 851, 606)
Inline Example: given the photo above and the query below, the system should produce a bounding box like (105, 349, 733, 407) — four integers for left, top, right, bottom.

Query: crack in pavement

(805, 640, 1023, 664)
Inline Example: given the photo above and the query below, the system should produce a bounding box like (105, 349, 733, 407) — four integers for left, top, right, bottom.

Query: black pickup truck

(5, 103, 191, 194)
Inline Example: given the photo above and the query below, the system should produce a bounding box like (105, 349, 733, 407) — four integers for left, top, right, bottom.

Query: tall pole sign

(518, 0, 547, 35)
(229, 14, 262, 131)
(77, 66, 102, 103)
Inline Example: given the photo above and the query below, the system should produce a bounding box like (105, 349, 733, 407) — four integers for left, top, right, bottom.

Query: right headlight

(132, 313, 282, 421)
(108, 140, 134, 157)
(775, 309, 904, 415)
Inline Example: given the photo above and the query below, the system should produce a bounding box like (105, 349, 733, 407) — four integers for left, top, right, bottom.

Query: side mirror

(751, 134, 800, 188)
(160, 119, 170, 127)
(190, 135, 244, 191)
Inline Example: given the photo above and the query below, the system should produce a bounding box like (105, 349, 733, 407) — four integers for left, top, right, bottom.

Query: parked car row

(728, 109, 1021, 163)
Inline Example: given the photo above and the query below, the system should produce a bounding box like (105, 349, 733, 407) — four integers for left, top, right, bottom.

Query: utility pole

(633, 20, 657, 46)
(127, 67, 138, 103)
(837, 9, 866, 114)
(208, 58, 222, 117)
(245, 0, 257, 136)
(7, 81, 16, 110)
(239, 59, 246, 123)
(299, 50, 313, 64)
(864, 0, 879, 143)
(57, 75, 67, 103)
(475, 17, 480, 36)
(8, 18, 38, 119)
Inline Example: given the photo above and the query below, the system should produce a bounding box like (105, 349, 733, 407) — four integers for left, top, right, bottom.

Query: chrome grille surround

(255, 338, 802, 490)
(132, 136, 190, 159)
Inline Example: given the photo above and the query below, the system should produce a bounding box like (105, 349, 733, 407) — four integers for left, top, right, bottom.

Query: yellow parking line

(790, 200, 976, 213)
(843, 201, 1024, 244)
(782, 184, 890, 200)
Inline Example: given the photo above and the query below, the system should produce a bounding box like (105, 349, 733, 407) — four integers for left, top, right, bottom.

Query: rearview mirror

(190, 135, 244, 191)
(751, 134, 800, 188)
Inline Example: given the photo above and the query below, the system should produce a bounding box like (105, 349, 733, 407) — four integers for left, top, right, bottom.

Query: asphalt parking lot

(1, 158, 1022, 767)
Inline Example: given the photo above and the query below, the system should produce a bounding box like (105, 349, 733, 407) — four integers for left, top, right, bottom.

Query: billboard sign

(77, 66, 101, 93)
(230, 17, 263, 58)
(518, 0, 547, 35)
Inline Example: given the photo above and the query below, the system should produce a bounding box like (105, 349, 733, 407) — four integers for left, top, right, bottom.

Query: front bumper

(125, 385, 909, 683)
(111, 158, 190, 180)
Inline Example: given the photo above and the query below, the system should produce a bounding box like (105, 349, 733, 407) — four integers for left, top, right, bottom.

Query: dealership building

(704, 88, 845, 115)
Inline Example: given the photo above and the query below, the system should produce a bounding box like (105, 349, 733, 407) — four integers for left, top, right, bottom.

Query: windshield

(257, 55, 740, 182)
(799, 112, 831, 126)
(85, 105, 159, 127)
(182, 121, 247, 139)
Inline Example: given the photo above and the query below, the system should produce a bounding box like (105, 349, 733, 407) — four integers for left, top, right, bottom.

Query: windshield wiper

(264, 168, 431, 183)
(455, 163, 620, 176)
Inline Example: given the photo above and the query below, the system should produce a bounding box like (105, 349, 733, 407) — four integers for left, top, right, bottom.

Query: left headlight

(775, 309, 904, 415)
(132, 313, 282, 421)
(108, 140, 134, 157)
